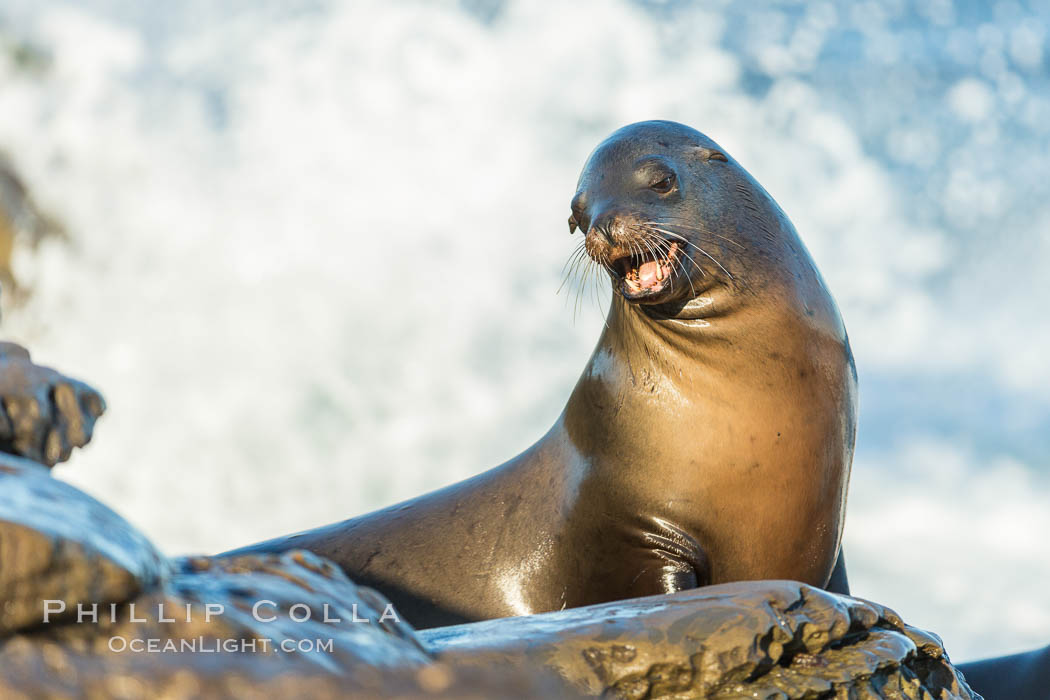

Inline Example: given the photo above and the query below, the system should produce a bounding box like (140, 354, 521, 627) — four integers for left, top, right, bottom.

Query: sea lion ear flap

(695, 146, 728, 163)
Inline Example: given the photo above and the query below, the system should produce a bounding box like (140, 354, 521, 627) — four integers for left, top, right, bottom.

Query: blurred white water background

(0, 0, 1047, 662)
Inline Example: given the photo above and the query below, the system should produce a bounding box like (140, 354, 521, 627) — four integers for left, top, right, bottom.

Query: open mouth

(611, 242, 679, 298)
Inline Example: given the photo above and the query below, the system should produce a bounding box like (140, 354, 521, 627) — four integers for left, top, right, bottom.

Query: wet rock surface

(0, 452, 576, 697)
(0, 379, 979, 698)
(20, 551, 431, 670)
(0, 455, 165, 636)
(424, 580, 979, 699)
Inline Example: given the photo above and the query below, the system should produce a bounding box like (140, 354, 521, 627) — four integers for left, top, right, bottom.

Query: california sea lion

(228, 121, 858, 629)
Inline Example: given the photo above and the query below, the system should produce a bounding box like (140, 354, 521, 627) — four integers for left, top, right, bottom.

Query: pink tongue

(638, 260, 659, 286)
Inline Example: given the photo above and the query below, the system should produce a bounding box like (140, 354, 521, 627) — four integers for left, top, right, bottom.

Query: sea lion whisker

(638, 236, 661, 268)
(566, 248, 597, 319)
(655, 237, 688, 296)
(644, 219, 746, 250)
(647, 235, 697, 298)
(568, 245, 591, 280)
(651, 222, 746, 253)
(558, 244, 589, 292)
(573, 260, 589, 322)
(649, 227, 734, 280)
(642, 229, 706, 285)
(617, 237, 655, 294)
(644, 233, 674, 261)
(628, 239, 644, 267)
(558, 259, 592, 310)
(575, 263, 585, 321)
(641, 236, 676, 288)
(645, 236, 677, 294)
(584, 260, 611, 329)
(613, 239, 641, 279)
(560, 241, 588, 275)
(669, 245, 706, 282)
(574, 243, 599, 276)
(581, 258, 599, 321)
(592, 265, 611, 329)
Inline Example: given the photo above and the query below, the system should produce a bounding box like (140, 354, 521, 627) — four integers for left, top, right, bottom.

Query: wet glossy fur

(227, 121, 858, 629)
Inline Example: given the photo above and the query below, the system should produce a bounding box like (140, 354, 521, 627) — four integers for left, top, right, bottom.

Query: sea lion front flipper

(635, 518, 709, 594)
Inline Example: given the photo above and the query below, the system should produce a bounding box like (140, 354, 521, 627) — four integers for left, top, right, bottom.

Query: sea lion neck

(605, 287, 723, 363)
(560, 290, 728, 454)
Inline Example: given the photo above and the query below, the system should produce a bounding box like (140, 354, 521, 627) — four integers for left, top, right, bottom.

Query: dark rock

(0, 343, 106, 467)
(423, 580, 980, 699)
(0, 454, 166, 635)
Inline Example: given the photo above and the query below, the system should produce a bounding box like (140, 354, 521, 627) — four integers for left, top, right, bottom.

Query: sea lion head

(569, 120, 741, 306)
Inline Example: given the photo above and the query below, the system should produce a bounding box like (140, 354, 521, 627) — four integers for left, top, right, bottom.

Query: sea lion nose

(572, 212, 589, 235)
(587, 210, 619, 245)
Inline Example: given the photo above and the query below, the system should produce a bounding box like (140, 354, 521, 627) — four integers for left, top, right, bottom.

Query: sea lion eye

(708, 151, 728, 162)
(650, 176, 675, 194)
